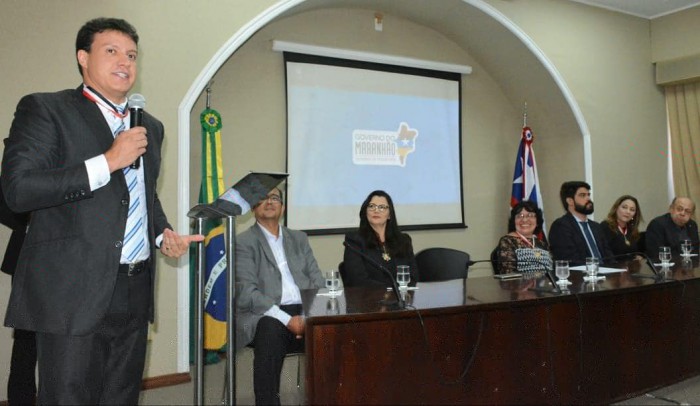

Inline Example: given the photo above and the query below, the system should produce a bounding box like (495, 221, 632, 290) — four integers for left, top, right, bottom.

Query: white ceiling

(569, 0, 700, 19)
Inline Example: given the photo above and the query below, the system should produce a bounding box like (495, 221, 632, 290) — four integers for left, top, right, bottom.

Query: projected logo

(352, 122, 418, 167)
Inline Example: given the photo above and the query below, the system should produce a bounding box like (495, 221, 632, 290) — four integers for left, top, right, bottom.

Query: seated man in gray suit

(235, 187, 325, 405)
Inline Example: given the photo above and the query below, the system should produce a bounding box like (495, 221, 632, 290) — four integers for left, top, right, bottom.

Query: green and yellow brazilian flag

(191, 108, 227, 354)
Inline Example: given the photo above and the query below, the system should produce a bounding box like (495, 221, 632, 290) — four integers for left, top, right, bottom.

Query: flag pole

(194, 217, 204, 405)
(205, 81, 214, 109)
(225, 215, 237, 405)
(522, 102, 528, 127)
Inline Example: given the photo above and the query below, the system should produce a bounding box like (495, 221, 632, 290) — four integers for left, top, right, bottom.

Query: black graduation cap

(188, 172, 288, 218)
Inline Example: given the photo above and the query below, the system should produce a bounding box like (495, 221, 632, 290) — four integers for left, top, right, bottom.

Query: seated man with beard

(548, 181, 612, 265)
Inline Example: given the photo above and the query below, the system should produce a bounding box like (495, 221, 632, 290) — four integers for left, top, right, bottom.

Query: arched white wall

(174, 0, 592, 371)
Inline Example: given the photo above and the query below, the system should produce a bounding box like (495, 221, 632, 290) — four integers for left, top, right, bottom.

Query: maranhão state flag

(510, 126, 546, 236)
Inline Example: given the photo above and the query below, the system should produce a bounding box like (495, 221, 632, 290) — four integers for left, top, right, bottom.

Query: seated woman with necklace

(495, 201, 551, 275)
(343, 190, 419, 287)
(601, 195, 644, 257)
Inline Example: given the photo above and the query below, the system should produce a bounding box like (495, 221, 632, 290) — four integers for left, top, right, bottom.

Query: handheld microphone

(128, 93, 146, 169)
(343, 241, 405, 309)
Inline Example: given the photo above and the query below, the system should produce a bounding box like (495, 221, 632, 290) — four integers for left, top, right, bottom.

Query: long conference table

(300, 256, 700, 404)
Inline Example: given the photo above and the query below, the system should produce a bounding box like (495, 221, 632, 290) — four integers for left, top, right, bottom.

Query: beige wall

(651, 5, 700, 63)
(651, 5, 700, 84)
(0, 0, 690, 398)
(188, 7, 524, 280)
(487, 0, 668, 219)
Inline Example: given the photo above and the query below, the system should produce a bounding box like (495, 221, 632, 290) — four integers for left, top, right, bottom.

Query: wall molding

(142, 372, 192, 390)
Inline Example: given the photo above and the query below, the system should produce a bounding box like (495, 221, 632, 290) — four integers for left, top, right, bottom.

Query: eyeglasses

(515, 212, 537, 220)
(262, 195, 282, 204)
(367, 203, 389, 212)
(673, 206, 694, 215)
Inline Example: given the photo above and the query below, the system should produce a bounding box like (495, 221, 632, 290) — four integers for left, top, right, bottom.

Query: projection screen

(284, 52, 464, 234)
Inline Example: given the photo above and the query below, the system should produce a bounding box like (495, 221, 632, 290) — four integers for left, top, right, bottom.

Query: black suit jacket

(343, 230, 419, 287)
(1, 87, 170, 335)
(548, 212, 612, 265)
(0, 184, 28, 275)
(645, 213, 699, 258)
(600, 224, 639, 257)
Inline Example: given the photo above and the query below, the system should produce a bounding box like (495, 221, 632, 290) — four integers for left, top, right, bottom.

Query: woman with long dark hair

(342, 190, 418, 287)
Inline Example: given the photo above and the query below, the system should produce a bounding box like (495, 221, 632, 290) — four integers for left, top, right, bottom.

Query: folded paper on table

(570, 265, 626, 274)
(317, 289, 344, 297)
(653, 262, 675, 267)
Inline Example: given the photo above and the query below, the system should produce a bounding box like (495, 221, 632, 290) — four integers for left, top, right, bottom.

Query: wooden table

(301, 256, 700, 404)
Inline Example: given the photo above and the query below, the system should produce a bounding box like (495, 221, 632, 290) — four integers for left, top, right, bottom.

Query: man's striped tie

(114, 110, 146, 262)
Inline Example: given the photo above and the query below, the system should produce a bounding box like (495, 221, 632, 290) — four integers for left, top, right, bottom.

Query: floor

(138, 352, 700, 406)
(139, 349, 304, 406)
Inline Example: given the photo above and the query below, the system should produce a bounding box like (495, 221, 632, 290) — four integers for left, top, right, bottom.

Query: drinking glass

(555, 260, 570, 285)
(659, 246, 672, 267)
(396, 265, 410, 290)
(584, 281, 598, 292)
(325, 269, 340, 294)
(681, 240, 693, 257)
(326, 297, 340, 315)
(585, 257, 599, 280)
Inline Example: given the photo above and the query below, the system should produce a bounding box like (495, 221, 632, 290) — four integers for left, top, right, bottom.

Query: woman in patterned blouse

(495, 201, 551, 274)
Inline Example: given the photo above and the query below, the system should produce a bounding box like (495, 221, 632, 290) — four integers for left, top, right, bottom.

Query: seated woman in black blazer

(343, 190, 418, 287)
(601, 195, 644, 257)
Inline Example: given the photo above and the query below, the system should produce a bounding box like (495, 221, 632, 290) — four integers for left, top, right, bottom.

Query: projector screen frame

(283, 51, 467, 236)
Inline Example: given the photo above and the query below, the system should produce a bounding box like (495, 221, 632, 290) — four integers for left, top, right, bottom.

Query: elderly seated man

(645, 197, 699, 258)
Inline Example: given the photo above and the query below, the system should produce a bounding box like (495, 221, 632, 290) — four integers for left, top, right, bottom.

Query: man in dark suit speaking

(549, 181, 612, 265)
(1, 18, 203, 404)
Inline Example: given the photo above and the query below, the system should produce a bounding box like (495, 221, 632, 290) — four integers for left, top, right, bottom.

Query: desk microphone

(496, 259, 560, 294)
(513, 262, 561, 295)
(540, 269, 562, 294)
(503, 257, 559, 294)
(471, 253, 560, 294)
(343, 241, 405, 309)
(629, 251, 662, 280)
(594, 252, 661, 280)
(128, 93, 146, 169)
